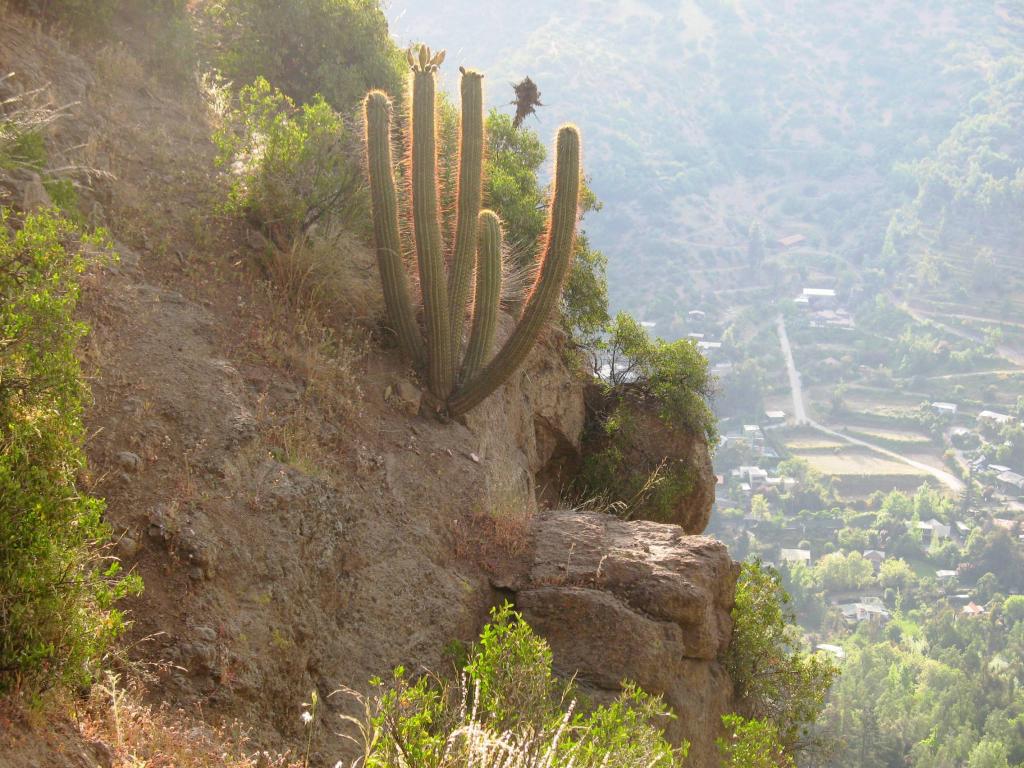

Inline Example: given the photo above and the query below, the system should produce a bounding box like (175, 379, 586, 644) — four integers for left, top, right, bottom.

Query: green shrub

(724, 562, 837, 758)
(0, 208, 142, 695)
(213, 76, 369, 243)
(208, 0, 404, 111)
(350, 603, 685, 767)
(716, 714, 794, 768)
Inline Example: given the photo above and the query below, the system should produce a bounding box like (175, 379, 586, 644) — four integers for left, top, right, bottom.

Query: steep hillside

(0, 7, 738, 767)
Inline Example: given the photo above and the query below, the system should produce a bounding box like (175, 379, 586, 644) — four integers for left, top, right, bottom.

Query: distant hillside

(388, 0, 1021, 334)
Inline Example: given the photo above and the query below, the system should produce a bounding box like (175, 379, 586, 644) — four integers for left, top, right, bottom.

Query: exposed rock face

(465, 318, 586, 510)
(501, 510, 738, 767)
(582, 385, 716, 533)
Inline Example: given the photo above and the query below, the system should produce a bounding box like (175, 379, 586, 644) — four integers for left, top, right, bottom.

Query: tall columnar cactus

(364, 45, 581, 417)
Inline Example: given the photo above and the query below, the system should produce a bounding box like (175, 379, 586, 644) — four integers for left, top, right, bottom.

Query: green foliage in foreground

(353, 603, 685, 767)
(725, 562, 838, 759)
(213, 76, 369, 243)
(0, 209, 141, 694)
(716, 714, 794, 768)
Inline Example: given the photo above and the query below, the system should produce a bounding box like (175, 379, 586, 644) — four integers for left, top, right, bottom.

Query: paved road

(776, 315, 807, 423)
(775, 315, 964, 493)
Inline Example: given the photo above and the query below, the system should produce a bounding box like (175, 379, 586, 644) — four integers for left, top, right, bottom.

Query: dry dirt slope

(0, 9, 735, 767)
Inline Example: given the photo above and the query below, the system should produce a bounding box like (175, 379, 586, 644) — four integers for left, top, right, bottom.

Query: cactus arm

(448, 69, 483, 364)
(447, 69, 485, 362)
(364, 90, 425, 368)
(448, 125, 581, 416)
(461, 210, 502, 383)
(411, 66, 454, 401)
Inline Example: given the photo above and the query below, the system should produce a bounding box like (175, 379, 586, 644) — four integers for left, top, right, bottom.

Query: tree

(717, 714, 794, 768)
(209, 0, 404, 111)
(879, 558, 916, 592)
(600, 312, 717, 443)
(725, 562, 838, 757)
(967, 738, 1011, 768)
(815, 551, 875, 592)
(1003, 595, 1024, 624)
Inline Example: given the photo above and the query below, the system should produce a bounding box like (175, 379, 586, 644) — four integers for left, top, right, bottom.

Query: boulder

(508, 510, 738, 767)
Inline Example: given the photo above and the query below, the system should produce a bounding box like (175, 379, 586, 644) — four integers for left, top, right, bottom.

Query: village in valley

(662, 224, 1024, 648)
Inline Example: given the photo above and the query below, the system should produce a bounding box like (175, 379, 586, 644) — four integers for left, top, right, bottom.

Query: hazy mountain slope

(388, 0, 1020, 333)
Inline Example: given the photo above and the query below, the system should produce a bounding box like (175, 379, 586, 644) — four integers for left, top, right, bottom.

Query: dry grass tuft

(455, 467, 535, 572)
(76, 674, 301, 768)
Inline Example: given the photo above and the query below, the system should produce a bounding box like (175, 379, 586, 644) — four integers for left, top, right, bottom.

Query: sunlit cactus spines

(447, 68, 485, 371)
(364, 90, 425, 368)
(363, 45, 582, 417)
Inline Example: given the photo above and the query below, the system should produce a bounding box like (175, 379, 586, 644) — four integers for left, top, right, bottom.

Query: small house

(839, 601, 890, 625)
(687, 309, 706, 323)
(996, 471, 1024, 495)
(931, 402, 958, 417)
(863, 550, 886, 570)
(765, 410, 787, 424)
(961, 602, 986, 618)
(780, 548, 812, 566)
(936, 570, 958, 584)
(776, 234, 807, 248)
(978, 410, 1013, 428)
(917, 519, 951, 543)
(801, 287, 837, 309)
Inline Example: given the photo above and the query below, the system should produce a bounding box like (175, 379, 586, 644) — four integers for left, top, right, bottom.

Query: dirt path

(776, 316, 964, 493)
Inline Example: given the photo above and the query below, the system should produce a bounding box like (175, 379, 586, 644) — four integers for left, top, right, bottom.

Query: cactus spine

(364, 45, 581, 417)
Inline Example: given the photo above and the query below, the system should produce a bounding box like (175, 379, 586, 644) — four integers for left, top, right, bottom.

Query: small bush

(208, 0, 404, 110)
(213, 76, 370, 244)
(345, 603, 685, 767)
(0, 208, 141, 694)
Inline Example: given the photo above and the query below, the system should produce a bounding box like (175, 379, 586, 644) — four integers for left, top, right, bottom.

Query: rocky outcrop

(582, 385, 716, 533)
(498, 510, 738, 767)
